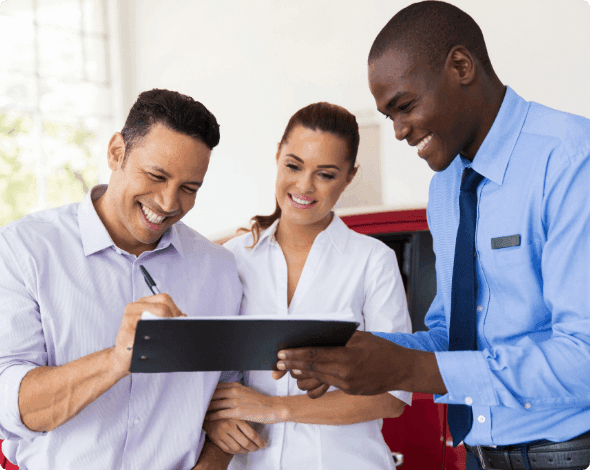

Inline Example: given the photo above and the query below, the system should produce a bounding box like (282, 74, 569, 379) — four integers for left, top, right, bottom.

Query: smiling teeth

(292, 195, 314, 205)
(141, 204, 165, 225)
(416, 135, 433, 152)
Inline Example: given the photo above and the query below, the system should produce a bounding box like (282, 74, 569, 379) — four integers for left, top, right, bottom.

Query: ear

(107, 132, 126, 171)
(346, 164, 359, 185)
(446, 45, 476, 86)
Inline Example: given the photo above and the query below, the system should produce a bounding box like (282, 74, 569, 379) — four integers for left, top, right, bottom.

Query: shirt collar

(77, 184, 185, 258)
(466, 86, 530, 186)
(254, 213, 349, 255)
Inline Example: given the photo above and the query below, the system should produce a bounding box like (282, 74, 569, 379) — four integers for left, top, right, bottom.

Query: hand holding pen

(111, 265, 186, 374)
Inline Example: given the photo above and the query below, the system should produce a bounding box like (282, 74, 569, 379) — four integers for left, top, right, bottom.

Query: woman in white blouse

(204, 102, 412, 469)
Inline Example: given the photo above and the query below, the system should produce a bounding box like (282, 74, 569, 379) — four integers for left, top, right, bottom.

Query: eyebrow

(385, 91, 409, 110)
(286, 154, 341, 171)
(147, 165, 202, 186)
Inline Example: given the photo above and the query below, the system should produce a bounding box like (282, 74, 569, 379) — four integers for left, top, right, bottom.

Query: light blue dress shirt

(0, 185, 243, 469)
(374, 87, 590, 446)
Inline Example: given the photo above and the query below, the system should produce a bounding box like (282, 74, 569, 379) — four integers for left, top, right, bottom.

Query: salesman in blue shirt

(276, 2, 590, 469)
(0, 89, 244, 469)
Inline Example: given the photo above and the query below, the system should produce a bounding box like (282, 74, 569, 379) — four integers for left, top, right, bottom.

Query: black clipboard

(130, 317, 359, 372)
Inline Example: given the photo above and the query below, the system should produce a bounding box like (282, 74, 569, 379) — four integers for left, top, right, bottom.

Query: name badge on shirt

(491, 234, 521, 250)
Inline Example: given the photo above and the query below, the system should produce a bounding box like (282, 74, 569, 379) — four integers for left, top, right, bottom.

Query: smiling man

(277, 2, 590, 470)
(0, 89, 242, 470)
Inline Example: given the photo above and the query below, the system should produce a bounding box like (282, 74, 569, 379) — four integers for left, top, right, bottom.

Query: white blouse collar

(255, 213, 349, 255)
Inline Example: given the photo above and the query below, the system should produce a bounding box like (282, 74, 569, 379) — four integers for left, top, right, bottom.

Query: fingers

(227, 427, 261, 453)
(236, 420, 266, 449)
(203, 420, 258, 455)
(271, 370, 288, 380)
(307, 383, 331, 399)
(291, 375, 325, 391)
(136, 293, 186, 317)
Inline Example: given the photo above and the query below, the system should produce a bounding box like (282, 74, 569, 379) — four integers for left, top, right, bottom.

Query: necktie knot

(461, 167, 484, 193)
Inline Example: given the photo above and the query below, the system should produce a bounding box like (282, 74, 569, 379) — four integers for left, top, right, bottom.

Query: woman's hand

(206, 382, 287, 424)
(202, 418, 266, 455)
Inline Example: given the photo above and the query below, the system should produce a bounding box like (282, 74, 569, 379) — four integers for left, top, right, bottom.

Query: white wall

(115, 0, 590, 238)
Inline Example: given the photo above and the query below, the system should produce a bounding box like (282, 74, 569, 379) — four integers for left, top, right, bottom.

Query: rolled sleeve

(0, 231, 47, 440)
(434, 350, 498, 407)
(0, 364, 45, 440)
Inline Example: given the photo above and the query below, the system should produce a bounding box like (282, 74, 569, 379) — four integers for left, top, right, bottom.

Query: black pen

(139, 265, 161, 295)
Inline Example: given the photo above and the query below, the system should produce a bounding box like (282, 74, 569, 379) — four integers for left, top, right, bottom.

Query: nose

(393, 116, 411, 142)
(156, 185, 180, 215)
(297, 171, 315, 193)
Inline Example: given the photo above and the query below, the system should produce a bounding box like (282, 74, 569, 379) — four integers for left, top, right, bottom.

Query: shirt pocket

(489, 241, 534, 272)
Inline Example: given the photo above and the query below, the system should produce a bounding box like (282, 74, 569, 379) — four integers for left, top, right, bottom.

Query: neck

(461, 77, 506, 161)
(275, 213, 333, 250)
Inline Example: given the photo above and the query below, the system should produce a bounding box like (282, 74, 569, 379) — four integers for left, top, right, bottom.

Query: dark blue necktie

(447, 167, 484, 447)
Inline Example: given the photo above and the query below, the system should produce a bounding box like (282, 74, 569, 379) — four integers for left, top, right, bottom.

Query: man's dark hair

(368, 1, 494, 75)
(120, 89, 220, 165)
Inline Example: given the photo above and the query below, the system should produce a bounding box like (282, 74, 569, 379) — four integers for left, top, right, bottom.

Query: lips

(289, 193, 317, 209)
(140, 203, 166, 231)
(414, 134, 433, 158)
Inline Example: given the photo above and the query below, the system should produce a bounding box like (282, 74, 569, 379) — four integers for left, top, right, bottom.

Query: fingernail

(293, 369, 302, 375)
(277, 362, 285, 370)
(277, 351, 286, 359)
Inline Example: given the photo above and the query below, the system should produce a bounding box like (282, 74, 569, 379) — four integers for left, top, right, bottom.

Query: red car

(1, 208, 466, 470)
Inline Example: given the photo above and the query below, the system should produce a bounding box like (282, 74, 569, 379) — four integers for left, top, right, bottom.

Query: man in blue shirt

(0, 89, 246, 469)
(276, 2, 590, 469)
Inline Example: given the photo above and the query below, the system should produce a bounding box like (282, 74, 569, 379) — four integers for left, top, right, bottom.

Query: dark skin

(274, 44, 506, 398)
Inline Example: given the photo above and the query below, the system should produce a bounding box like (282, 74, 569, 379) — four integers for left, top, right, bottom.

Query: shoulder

(174, 222, 238, 266)
(521, 103, 590, 166)
(223, 231, 255, 257)
(0, 203, 79, 250)
(342, 224, 396, 263)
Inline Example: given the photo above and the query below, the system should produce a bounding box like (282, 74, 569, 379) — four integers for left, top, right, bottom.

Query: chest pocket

(489, 241, 535, 272)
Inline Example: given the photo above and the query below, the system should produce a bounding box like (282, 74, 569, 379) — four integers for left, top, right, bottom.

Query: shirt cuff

(434, 350, 498, 406)
(389, 390, 412, 406)
(0, 364, 47, 440)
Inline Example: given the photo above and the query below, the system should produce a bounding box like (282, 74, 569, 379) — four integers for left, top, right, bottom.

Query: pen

(139, 265, 161, 295)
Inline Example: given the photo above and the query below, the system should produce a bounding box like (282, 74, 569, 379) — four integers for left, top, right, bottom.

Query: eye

(149, 173, 165, 182)
(182, 186, 198, 195)
(319, 172, 336, 181)
(398, 102, 412, 112)
(286, 163, 300, 171)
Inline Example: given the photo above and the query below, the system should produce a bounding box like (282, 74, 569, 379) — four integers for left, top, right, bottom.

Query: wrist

(273, 396, 291, 422)
(107, 347, 131, 381)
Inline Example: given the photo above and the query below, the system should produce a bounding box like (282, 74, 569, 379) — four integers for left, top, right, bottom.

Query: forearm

(279, 390, 405, 425)
(19, 347, 127, 432)
(192, 439, 234, 470)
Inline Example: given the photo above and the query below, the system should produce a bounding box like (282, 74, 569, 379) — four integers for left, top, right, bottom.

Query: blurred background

(1, 0, 589, 238)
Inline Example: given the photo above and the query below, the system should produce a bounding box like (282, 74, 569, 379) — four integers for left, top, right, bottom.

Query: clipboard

(130, 316, 360, 373)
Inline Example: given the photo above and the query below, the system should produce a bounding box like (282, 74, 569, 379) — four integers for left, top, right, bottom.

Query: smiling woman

(203, 102, 413, 470)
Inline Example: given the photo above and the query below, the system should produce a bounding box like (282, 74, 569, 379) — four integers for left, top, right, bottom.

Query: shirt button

(524, 403, 531, 410)
(477, 305, 483, 313)
(465, 397, 473, 405)
(477, 415, 486, 423)
(133, 418, 140, 425)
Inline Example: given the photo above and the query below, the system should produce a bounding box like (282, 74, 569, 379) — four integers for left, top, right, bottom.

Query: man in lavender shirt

(0, 89, 247, 470)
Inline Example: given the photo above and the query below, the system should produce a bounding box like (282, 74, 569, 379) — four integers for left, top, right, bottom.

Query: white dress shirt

(0, 185, 243, 470)
(223, 215, 412, 470)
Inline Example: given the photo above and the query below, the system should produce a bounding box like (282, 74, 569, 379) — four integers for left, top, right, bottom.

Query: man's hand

(203, 418, 266, 454)
(276, 331, 447, 398)
(111, 293, 186, 375)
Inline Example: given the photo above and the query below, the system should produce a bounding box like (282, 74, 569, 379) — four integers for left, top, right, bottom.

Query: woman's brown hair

(248, 102, 360, 247)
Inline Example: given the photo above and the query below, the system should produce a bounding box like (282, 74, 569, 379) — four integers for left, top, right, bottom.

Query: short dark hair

(369, 1, 494, 75)
(249, 102, 360, 247)
(120, 89, 220, 165)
